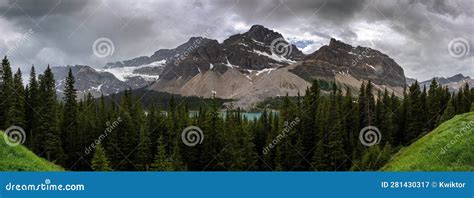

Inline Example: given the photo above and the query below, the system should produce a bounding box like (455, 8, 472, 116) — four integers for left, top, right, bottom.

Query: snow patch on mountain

(97, 60, 165, 81)
(252, 49, 296, 64)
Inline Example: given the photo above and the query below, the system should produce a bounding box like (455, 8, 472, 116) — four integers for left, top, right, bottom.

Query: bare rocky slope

(53, 25, 409, 109)
(144, 25, 407, 109)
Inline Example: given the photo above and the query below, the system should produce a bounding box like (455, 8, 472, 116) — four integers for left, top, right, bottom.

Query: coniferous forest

(1, 56, 473, 171)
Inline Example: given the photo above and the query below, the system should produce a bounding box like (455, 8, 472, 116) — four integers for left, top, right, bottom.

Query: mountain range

(49, 25, 468, 109)
(406, 74, 474, 92)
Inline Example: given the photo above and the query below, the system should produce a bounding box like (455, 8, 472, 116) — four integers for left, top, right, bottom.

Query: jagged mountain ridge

(407, 74, 473, 92)
(52, 65, 151, 98)
(53, 25, 409, 108)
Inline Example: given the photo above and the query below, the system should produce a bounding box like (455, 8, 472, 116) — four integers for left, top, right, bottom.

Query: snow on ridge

(365, 63, 375, 70)
(224, 58, 238, 68)
(251, 38, 265, 46)
(256, 68, 276, 76)
(252, 49, 296, 64)
(96, 60, 165, 82)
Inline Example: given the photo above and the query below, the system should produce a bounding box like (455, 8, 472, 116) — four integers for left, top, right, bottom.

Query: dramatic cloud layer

(0, 0, 472, 80)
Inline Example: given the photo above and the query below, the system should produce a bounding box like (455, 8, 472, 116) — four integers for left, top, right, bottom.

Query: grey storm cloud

(0, 0, 472, 80)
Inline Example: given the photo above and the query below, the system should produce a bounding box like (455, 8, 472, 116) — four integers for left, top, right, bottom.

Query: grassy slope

(383, 112, 474, 171)
(0, 132, 63, 171)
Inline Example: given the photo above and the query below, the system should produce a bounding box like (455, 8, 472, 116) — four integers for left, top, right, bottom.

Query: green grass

(0, 132, 63, 171)
(383, 112, 474, 171)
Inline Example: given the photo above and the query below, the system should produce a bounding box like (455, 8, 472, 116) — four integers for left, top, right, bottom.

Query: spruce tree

(91, 144, 112, 171)
(406, 81, 423, 143)
(37, 66, 64, 163)
(151, 136, 174, 171)
(427, 79, 441, 129)
(440, 98, 455, 123)
(62, 68, 78, 166)
(311, 140, 327, 171)
(8, 69, 25, 127)
(134, 127, 152, 171)
(25, 66, 39, 152)
(1, 56, 14, 128)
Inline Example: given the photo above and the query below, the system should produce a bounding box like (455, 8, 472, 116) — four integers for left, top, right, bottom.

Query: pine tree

(358, 81, 375, 129)
(37, 66, 64, 163)
(8, 68, 25, 127)
(1, 56, 14, 128)
(326, 86, 346, 170)
(62, 68, 78, 166)
(311, 140, 327, 171)
(406, 81, 423, 143)
(471, 103, 474, 112)
(427, 79, 441, 130)
(91, 144, 112, 171)
(151, 136, 174, 171)
(354, 144, 391, 171)
(134, 127, 152, 171)
(301, 80, 320, 160)
(440, 98, 455, 123)
(25, 66, 40, 152)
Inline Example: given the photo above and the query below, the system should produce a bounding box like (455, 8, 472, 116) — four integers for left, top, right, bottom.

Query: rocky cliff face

(290, 38, 406, 87)
(59, 25, 410, 109)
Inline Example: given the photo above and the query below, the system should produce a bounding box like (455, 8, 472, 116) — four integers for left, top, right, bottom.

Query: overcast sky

(0, 0, 472, 80)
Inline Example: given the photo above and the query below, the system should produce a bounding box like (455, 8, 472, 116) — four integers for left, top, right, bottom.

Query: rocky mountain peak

(298, 38, 406, 87)
(243, 24, 284, 45)
(448, 74, 470, 82)
(328, 38, 353, 51)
